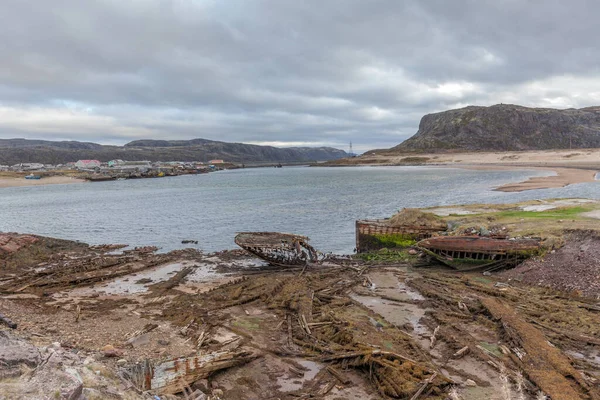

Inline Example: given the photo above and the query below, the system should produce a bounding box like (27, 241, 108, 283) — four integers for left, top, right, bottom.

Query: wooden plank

(481, 297, 598, 400)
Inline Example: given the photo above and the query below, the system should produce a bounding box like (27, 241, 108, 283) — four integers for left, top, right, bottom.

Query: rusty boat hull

(234, 232, 318, 267)
(417, 236, 541, 271)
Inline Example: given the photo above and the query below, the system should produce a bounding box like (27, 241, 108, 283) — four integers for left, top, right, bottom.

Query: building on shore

(13, 163, 45, 171)
(75, 160, 101, 169)
(107, 159, 124, 167)
(209, 159, 224, 164)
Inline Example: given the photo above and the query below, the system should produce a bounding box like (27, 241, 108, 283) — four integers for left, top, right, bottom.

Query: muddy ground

(0, 232, 599, 399)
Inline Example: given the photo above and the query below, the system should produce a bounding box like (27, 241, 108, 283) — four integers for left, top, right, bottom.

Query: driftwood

(452, 346, 469, 359)
(429, 326, 440, 349)
(481, 297, 597, 400)
(410, 372, 438, 400)
(317, 381, 336, 396)
(320, 349, 417, 364)
(126, 350, 258, 395)
(327, 366, 351, 385)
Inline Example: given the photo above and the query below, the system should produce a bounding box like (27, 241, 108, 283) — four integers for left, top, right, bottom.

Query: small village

(0, 159, 233, 182)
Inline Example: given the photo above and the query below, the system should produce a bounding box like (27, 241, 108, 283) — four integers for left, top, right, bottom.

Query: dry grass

(389, 208, 447, 229)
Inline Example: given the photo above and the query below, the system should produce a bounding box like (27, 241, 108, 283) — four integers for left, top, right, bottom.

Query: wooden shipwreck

(417, 236, 541, 271)
(235, 232, 318, 267)
(355, 219, 444, 253)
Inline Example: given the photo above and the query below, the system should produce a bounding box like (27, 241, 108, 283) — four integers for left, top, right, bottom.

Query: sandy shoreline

(0, 176, 86, 188)
(332, 148, 600, 192)
(454, 165, 598, 192)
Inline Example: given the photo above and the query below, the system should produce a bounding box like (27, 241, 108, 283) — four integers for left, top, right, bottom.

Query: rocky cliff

(390, 104, 600, 152)
(0, 138, 347, 165)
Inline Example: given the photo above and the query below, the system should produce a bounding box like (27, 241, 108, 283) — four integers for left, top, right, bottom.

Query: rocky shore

(1, 203, 600, 400)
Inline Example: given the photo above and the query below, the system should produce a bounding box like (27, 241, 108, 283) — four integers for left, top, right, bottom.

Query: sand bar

(0, 176, 86, 188)
(493, 167, 598, 192)
(333, 148, 600, 192)
(453, 165, 599, 192)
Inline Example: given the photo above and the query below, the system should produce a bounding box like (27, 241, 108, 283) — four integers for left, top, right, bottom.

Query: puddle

(397, 280, 425, 301)
(351, 294, 429, 337)
(186, 263, 222, 282)
(521, 204, 557, 212)
(71, 261, 202, 295)
(276, 359, 323, 392)
(353, 270, 430, 337)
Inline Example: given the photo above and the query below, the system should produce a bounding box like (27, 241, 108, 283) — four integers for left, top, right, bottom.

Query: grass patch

(357, 249, 416, 262)
(493, 206, 590, 220)
(232, 317, 261, 331)
(399, 156, 430, 164)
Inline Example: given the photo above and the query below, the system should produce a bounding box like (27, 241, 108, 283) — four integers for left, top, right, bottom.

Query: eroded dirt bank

(0, 232, 599, 399)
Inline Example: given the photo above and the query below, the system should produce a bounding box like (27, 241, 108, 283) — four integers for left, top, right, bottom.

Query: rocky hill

(388, 104, 600, 152)
(0, 138, 347, 165)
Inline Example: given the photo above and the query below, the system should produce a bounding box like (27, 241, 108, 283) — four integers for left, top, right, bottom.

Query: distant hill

(0, 138, 347, 165)
(386, 104, 600, 153)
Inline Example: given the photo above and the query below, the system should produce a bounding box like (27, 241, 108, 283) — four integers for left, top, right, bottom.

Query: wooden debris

(317, 381, 336, 396)
(430, 326, 440, 349)
(452, 346, 469, 359)
(327, 366, 351, 385)
(410, 372, 438, 400)
(481, 297, 597, 400)
(288, 366, 304, 377)
(126, 350, 258, 395)
(301, 314, 311, 335)
(75, 305, 81, 323)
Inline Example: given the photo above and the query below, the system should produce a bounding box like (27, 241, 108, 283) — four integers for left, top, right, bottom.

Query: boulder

(0, 331, 41, 368)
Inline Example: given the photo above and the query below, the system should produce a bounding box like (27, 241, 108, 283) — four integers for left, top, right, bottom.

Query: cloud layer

(2, 0, 600, 152)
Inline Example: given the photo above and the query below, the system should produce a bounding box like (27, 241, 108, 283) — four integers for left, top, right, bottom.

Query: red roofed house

(75, 160, 101, 169)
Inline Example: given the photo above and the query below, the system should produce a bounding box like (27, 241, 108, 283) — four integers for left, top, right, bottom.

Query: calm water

(1, 166, 599, 254)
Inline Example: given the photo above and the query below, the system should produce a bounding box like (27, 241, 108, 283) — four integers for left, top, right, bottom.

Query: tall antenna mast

(349, 141, 353, 156)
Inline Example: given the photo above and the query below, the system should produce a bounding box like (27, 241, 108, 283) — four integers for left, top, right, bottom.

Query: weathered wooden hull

(355, 219, 443, 253)
(235, 232, 318, 267)
(125, 350, 257, 394)
(417, 236, 541, 271)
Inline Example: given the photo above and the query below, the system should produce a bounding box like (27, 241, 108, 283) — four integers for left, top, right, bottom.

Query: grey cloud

(1, 0, 600, 153)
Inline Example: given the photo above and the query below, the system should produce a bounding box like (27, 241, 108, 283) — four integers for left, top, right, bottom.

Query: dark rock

(385, 104, 600, 152)
(0, 331, 41, 368)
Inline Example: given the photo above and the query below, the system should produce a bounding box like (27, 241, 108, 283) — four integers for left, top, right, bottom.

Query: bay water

(1, 166, 599, 254)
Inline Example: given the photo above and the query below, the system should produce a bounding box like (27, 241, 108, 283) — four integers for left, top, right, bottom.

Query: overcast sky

(2, 0, 600, 152)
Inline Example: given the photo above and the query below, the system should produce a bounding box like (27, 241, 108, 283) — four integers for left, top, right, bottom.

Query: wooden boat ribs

(417, 236, 541, 271)
(235, 232, 318, 267)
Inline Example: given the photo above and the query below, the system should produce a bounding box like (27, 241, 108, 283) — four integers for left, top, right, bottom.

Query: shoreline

(323, 148, 600, 192)
(451, 164, 598, 192)
(0, 176, 87, 188)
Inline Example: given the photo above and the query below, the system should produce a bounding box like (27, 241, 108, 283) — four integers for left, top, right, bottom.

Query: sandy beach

(0, 176, 86, 188)
(456, 165, 599, 192)
(337, 148, 600, 192)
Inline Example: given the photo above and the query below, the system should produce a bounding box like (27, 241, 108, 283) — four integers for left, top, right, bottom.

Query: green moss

(232, 317, 261, 331)
(357, 249, 416, 262)
(370, 233, 417, 248)
(479, 342, 503, 358)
